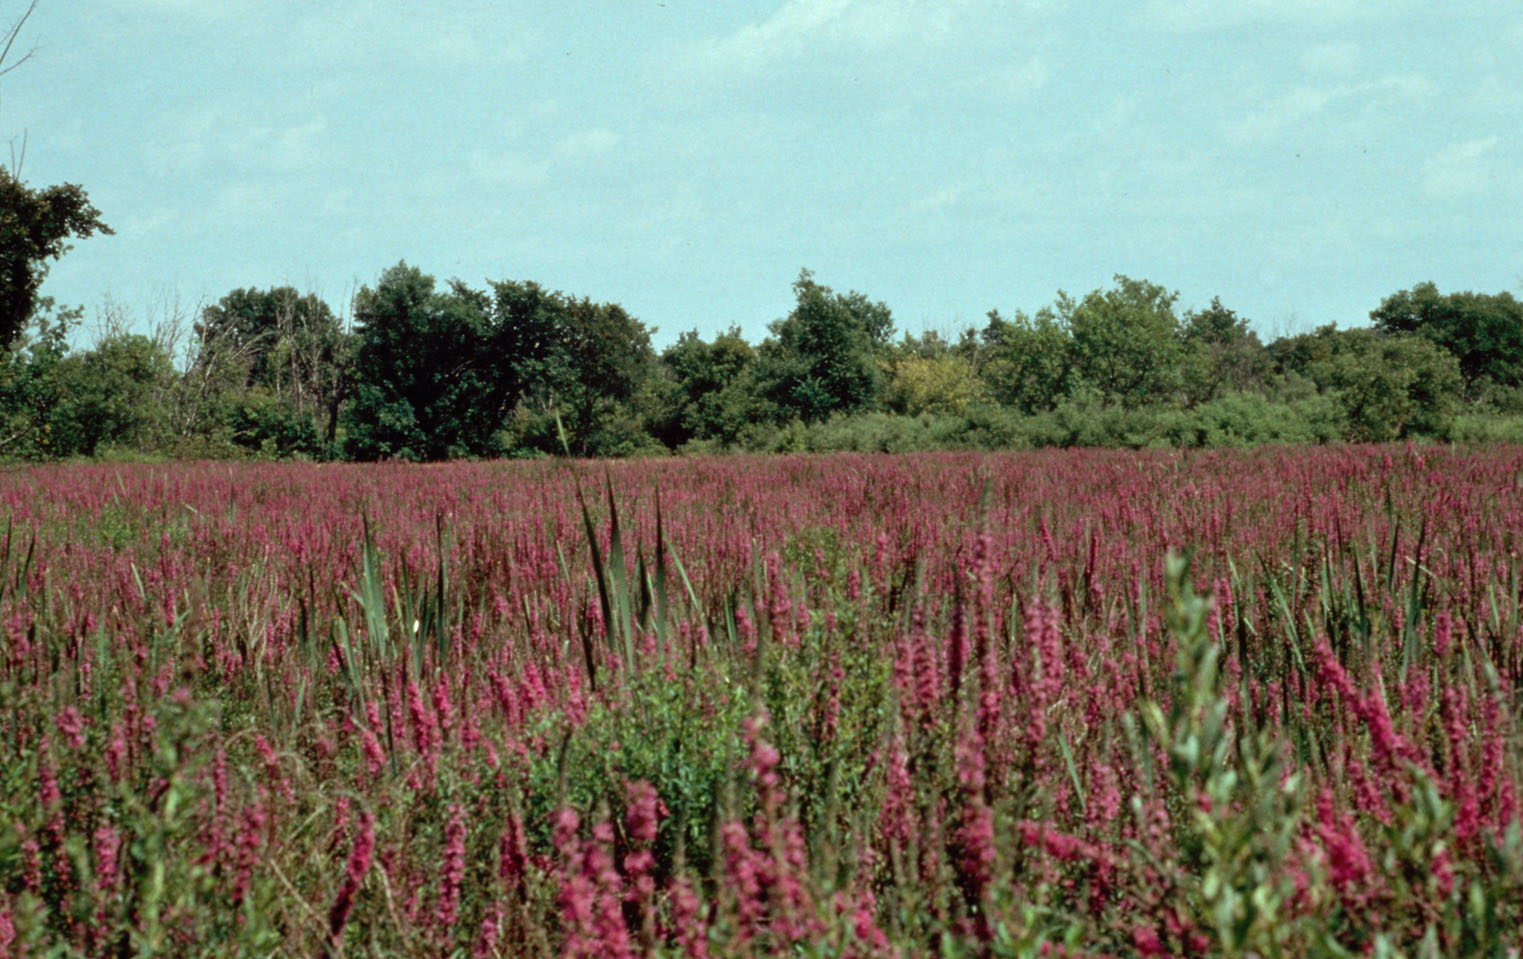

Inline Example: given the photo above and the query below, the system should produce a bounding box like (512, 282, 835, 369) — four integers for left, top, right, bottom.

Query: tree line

(5, 258, 1523, 461)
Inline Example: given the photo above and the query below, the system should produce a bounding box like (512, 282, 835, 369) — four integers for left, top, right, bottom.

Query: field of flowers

(1, 446, 1521, 957)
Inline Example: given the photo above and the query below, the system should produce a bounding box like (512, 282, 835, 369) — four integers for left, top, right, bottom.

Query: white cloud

(120, 208, 179, 238)
(467, 149, 550, 188)
(1422, 136, 1499, 198)
(1228, 74, 1429, 144)
(268, 116, 330, 172)
(907, 182, 972, 215)
(144, 108, 222, 177)
(146, 107, 333, 179)
(292, 2, 532, 67)
(1469, 76, 1523, 113)
(555, 128, 620, 160)
(1302, 42, 1360, 76)
(1145, 0, 1393, 30)
(984, 57, 1048, 100)
(1229, 86, 1340, 143)
(150, 137, 210, 177)
(107, 0, 252, 18)
(682, 0, 971, 74)
(627, 182, 707, 240)
(215, 182, 276, 218)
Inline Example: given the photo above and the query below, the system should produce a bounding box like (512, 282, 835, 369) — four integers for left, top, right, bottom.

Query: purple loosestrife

(472, 905, 503, 959)
(1315, 788, 1378, 911)
(1019, 595, 1063, 767)
(231, 800, 266, 907)
(497, 807, 528, 887)
(953, 729, 995, 913)
(10, 448, 1523, 953)
(431, 677, 456, 745)
(734, 602, 757, 658)
(909, 608, 941, 730)
(623, 779, 664, 915)
(326, 809, 375, 949)
(587, 820, 633, 959)
(254, 733, 295, 805)
(1479, 692, 1506, 820)
(92, 823, 121, 896)
(667, 874, 709, 959)
(54, 708, 85, 751)
(554, 808, 633, 959)
(719, 820, 764, 946)
(1433, 609, 1454, 658)
(553, 808, 595, 957)
(876, 727, 915, 849)
(765, 551, 796, 648)
(89, 822, 121, 952)
(436, 803, 467, 937)
(19, 833, 40, 898)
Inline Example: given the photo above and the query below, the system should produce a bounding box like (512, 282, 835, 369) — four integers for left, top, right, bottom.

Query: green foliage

(1166, 391, 1344, 447)
(47, 333, 174, 457)
(785, 410, 971, 453)
(1181, 297, 1271, 406)
(17, 261, 1523, 461)
(0, 168, 111, 349)
(192, 286, 347, 450)
(1447, 413, 1523, 444)
(491, 279, 658, 456)
(658, 326, 760, 446)
(1131, 554, 1307, 958)
(527, 664, 752, 879)
(195, 287, 342, 393)
(753, 608, 894, 869)
(0, 678, 286, 955)
(889, 353, 985, 417)
(346, 264, 505, 460)
(979, 308, 1072, 414)
(1062, 275, 1185, 408)
(756, 269, 895, 423)
(222, 390, 326, 459)
(1275, 326, 1463, 441)
(1371, 282, 1523, 394)
(0, 305, 72, 458)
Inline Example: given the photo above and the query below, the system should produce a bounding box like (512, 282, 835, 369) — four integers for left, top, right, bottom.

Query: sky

(7, 0, 1522, 350)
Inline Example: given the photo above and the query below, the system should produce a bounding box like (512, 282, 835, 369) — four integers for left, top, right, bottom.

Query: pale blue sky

(8, 0, 1522, 348)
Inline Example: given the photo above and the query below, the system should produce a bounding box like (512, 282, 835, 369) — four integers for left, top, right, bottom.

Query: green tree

(0, 168, 111, 349)
(192, 286, 348, 450)
(1370, 282, 1523, 394)
(1180, 297, 1270, 406)
(47, 333, 174, 456)
(658, 326, 759, 446)
(888, 353, 984, 416)
(489, 280, 657, 456)
(1272, 324, 1462, 441)
(195, 287, 343, 389)
(345, 263, 501, 461)
(0, 303, 71, 457)
(755, 269, 894, 423)
(1062, 275, 1184, 408)
(979, 308, 1072, 413)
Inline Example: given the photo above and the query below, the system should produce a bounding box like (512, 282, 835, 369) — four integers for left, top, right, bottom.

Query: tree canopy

(1370, 282, 1523, 395)
(0, 169, 111, 348)
(344, 264, 658, 461)
(756, 270, 894, 423)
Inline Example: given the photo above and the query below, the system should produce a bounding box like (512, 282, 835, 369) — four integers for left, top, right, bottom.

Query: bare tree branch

(0, 1, 39, 79)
